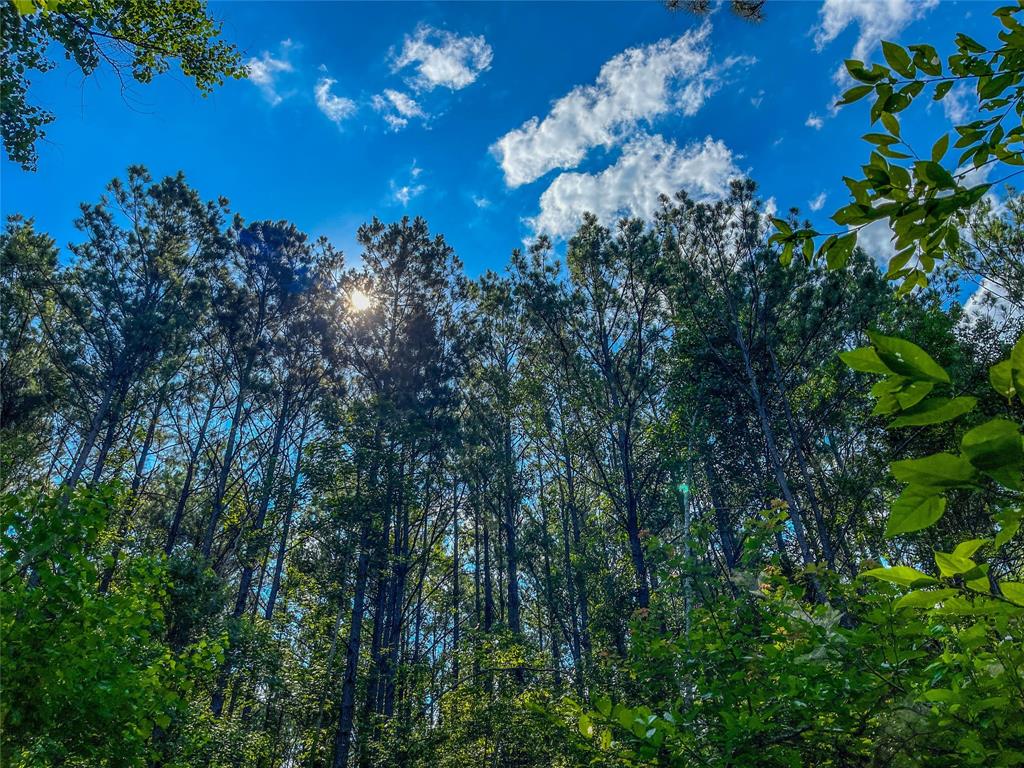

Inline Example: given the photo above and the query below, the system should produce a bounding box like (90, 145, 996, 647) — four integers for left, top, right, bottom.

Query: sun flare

(349, 288, 373, 312)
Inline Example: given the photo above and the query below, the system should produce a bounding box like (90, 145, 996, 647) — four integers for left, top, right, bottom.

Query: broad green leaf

(886, 486, 946, 536)
(579, 713, 594, 738)
(934, 550, 977, 577)
(861, 565, 938, 587)
(895, 588, 958, 609)
(868, 332, 950, 382)
(891, 453, 976, 488)
(960, 419, 1024, 479)
(840, 346, 892, 374)
(1012, 335, 1024, 403)
(953, 539, 987, 559)
(881, 41, 914, 78)
(1000, 582, 1024, 606)
(889, 396, 976, 427)
(990, 359, 1015, 399)
(994, 509, 1022, 549)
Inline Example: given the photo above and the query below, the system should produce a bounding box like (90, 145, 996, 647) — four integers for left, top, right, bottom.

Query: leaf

(990, 360, 1016, 399)
(886, 486, 946, 536)
(1012, 335, 1024, 403)
(895, 588, 958, 609)
(861, 566, 938, 587)
(891, 453, 976, 488)
(953, 539, 987, 559)
(934, 551, 977, 577)
(837, 84, 873, 106)
(931, 134, 949, 162)
(868, 332, 950, 382)
(994, 510, 1021, 549)
(839, 346, 892, 374)
(881, 41, 914, 78)
(889, 396, 976, 427)
(579, 713, 594, 738)
(960, 418, 1024, 476)
(999, 582, 1024, 606)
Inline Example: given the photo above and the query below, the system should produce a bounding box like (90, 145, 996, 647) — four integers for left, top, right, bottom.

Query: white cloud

(943, 84, 972, 124)
(750, 89, 765, 108)
(372, 88, 427, 130)
(493, 24, 729, 188)
(390, 161, 426, 206)
(856, 217, 897, 267)
(805, 113, 824, 129)
(473, 195, 491, 209)
(315, 77, 357, 125)
(392, 182, 426, 206)
(394, 25, 492, 91)
(813, 0, 938, 65)
(809, 191, 827, 211)
(963, 277, 1020, 330)
(529, 134, 739, 238)
(246, 40, 295, 105)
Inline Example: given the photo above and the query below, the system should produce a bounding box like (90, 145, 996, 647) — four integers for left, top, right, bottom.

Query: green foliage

(0, 485, 224, 767)
(771, 2, 1024, 293)
(1, 0, 245, 169)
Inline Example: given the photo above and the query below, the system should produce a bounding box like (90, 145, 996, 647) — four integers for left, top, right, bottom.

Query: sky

(1, 0, 1003, 288)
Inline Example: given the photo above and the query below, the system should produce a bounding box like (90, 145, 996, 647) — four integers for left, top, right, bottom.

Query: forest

(2, 1, 1024, 767)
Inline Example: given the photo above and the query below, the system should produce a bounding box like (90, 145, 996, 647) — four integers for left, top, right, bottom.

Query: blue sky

(1, 0, 999, 278)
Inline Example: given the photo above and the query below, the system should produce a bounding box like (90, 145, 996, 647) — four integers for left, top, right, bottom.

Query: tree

(1, 0, 244, 169)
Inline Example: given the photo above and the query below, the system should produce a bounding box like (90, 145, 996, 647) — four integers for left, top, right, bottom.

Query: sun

(349, 288, 373, 312)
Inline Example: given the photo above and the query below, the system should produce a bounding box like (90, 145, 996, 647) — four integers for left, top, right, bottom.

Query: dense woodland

(3, 2, 1024, 768)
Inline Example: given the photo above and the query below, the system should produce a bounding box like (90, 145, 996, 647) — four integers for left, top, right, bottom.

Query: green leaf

(891, 453, 976, 488)
(999, 582, 1024, 606)
(886, 486, 946, 536)
(931, 134, 949, 162)
(868, 332, 950, 382)
(960, 418, 1024, 475)
(934, 550, 977, 577)
(579, 713, 594, 738)
(889, 396, 976, 427)
(881, 41, 914, 78)
(994, 510, 1022, 549)
(990, 360, 1015, 399)
(953, 539, 987, 559)
(1011, 335, 1024, 403)
(861, 565, 939, 587)
(837, 84, 873, 106)
(840, 346, 892, 374)
(895, 588, 958, 609)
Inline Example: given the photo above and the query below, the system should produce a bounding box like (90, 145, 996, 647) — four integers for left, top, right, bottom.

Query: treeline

(2, 167, 1022, 768)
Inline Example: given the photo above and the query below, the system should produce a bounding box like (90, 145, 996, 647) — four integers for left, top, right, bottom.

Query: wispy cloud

(805, 113, 824, 130)
(394, 25, 493, 91)
(372, 89, 427, 131)
(246, 40, 296, 105)
(390, 162, 426, 206)
(315, 77, 357, 126)
(809, 191, 827, 211)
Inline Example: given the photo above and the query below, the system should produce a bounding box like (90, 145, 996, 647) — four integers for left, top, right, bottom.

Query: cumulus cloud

(805, 113, 824, 129)
(809, 191, 827, 211)
(813, 0, 938, 65)
(372, 89, 427, 130)
(246, 40, 296, 105)
(493, 24, 729, 188)
(394, 25, 493, 91)
(529, 134, 739, 238)
(315, 77, 357, 125)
